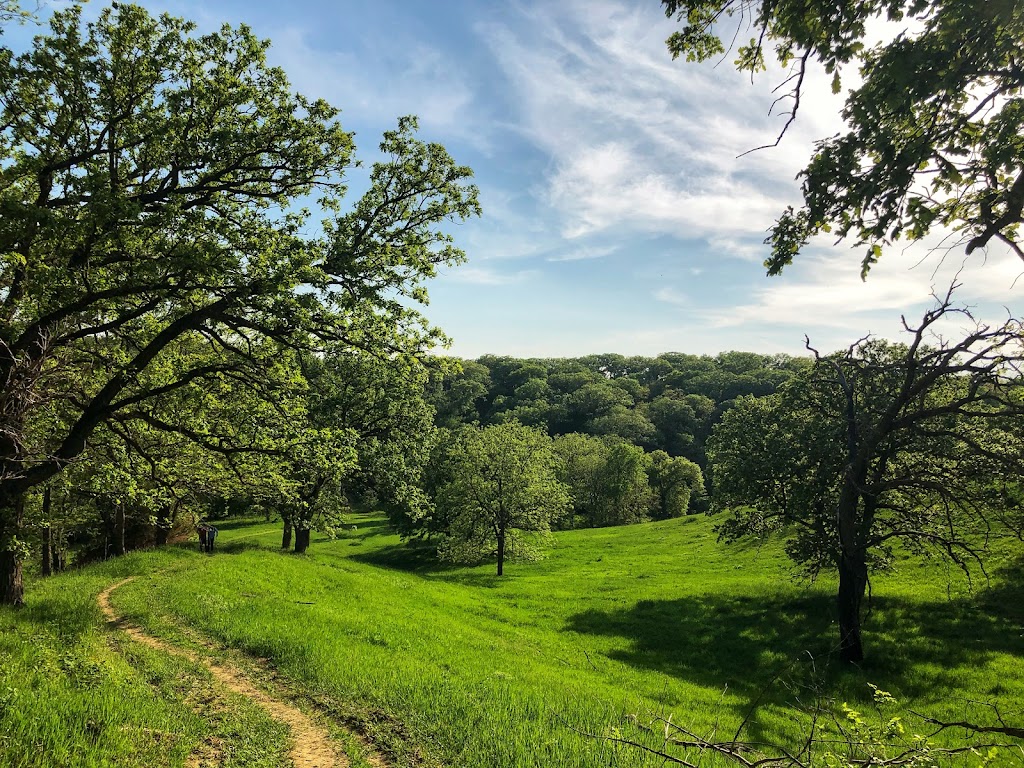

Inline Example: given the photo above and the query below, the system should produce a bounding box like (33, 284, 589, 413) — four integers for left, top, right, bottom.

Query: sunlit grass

(0, 550, 291, 768)
(101, 513, 1024, 767)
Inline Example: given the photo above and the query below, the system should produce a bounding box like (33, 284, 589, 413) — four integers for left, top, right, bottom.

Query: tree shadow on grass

(203, 518, 268, 533)
(350, 539, 452, 573)
(349, 540, 511, 587)
(565, 570, 1024, 735)
(213, 539, 264, 555)
(566, 591, 836, 692)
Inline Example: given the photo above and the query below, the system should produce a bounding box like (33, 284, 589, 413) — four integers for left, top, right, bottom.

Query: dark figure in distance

(197, 523, 218, 553)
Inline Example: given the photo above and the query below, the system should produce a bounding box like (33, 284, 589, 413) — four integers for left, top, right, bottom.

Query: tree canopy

(708, 290, 1024, 661)
(0, 3, 479, 604)
(433, 422, 570, 576)
(662, 0, 1024, 275)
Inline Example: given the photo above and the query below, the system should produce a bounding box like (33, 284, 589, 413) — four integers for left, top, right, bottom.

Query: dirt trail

(99, 578, 357, 768)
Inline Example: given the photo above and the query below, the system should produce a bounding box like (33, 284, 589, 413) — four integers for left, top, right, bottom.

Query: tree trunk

(293, 527, 310, 554)
(114, 504, 126, 557)
(281, 522, 293, 550)
(41, 524, 52, 577)
(0, 493, 25, 606)
(41, 487, 52, 576)
(837, 551, 868, 663)
(496, 528, 505, 576)
(0, 549, 22, 606)
(154, 506, 172, 547)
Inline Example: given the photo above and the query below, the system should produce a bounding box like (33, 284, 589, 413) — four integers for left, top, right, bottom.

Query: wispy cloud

(481, 0, 845, 242)
(445, 266, 538, 286)
(709, 237, 1023, 335)
(546, 245, 618, 262)
(654, 286, 689, 308)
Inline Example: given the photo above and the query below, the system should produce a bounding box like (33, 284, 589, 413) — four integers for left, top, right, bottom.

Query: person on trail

(197, 523, 218, 553)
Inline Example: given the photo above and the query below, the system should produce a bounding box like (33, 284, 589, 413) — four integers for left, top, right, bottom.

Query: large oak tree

(0, 4, 479, 604)
(662, 0, 1024, 274)
(708, 291, 1024, 662)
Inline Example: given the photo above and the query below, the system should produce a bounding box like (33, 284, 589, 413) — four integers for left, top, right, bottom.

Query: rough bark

(293, 527, 310, 554)
(0, 549, 22, 606)
(837, 550, 868, 663)
(0, 494, 25, 606)
(281, 522, 293, 550)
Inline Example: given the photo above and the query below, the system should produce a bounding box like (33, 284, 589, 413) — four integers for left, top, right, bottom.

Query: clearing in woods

(1, 512, 1022, 767)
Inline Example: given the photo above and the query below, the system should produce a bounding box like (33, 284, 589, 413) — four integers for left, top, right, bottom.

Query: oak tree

(434, 422, 570, 575)
(708, 290, 1024, 662)
(0, 4, 479, 604)
(662, 0, 1024, 274)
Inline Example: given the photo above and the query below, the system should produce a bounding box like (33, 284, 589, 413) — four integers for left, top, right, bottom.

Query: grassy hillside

(2, 513, 1022, 767)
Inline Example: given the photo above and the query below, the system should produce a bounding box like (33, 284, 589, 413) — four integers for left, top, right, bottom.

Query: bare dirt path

(99, 577, 358, 768)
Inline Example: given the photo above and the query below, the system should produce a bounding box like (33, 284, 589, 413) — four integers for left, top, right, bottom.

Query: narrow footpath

(99, 578, 365, 768)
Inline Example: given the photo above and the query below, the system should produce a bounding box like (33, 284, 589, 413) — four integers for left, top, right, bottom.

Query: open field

(2, 513, 1022, 767)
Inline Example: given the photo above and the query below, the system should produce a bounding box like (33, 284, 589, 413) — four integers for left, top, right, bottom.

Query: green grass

(3, 514, 1022, 766)
(0, 549, 292, 768)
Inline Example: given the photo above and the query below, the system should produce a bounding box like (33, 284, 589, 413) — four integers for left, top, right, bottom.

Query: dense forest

(22, 348, 806, 573)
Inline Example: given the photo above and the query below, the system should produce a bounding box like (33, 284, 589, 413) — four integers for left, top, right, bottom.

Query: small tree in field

(709, 289, 1024, 662)
(648, 450, 704, 519)
(435, 422, 570, 575)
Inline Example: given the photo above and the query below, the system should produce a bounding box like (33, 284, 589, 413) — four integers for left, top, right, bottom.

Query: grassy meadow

(2, 513, 1023, 767)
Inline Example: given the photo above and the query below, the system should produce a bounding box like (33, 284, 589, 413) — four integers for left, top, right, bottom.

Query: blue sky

(12, 1, 1023, 358)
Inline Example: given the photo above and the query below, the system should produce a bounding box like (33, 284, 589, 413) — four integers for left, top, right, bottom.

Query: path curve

(99, 578, 349, 768)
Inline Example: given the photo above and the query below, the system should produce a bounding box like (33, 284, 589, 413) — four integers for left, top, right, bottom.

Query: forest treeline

(408, 351, 811, 534)
(27, 348, 803, 575)
(427, 351, 810, 463)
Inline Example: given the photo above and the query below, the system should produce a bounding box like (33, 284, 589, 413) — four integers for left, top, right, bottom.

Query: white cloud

(546, 245, 618, 262)
(708, 237, 1023, 344)
(481, 0, 847, 242)
(707, 236, 769, 264)
(654, 286, 689, 307)
(444, 266, 538, 286)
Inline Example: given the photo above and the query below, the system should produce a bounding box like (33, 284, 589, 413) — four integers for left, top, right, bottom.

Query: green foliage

(302, 350, 437, 535)
(661, 0, 1024, 271)
(432, 422, 570, 573)
(597, 441, 655, 527)
(552, 432, 611, 527)
(708, 296, 1024, 659)
(648, 451, 703, 519)
(0, 2, 479, 597)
